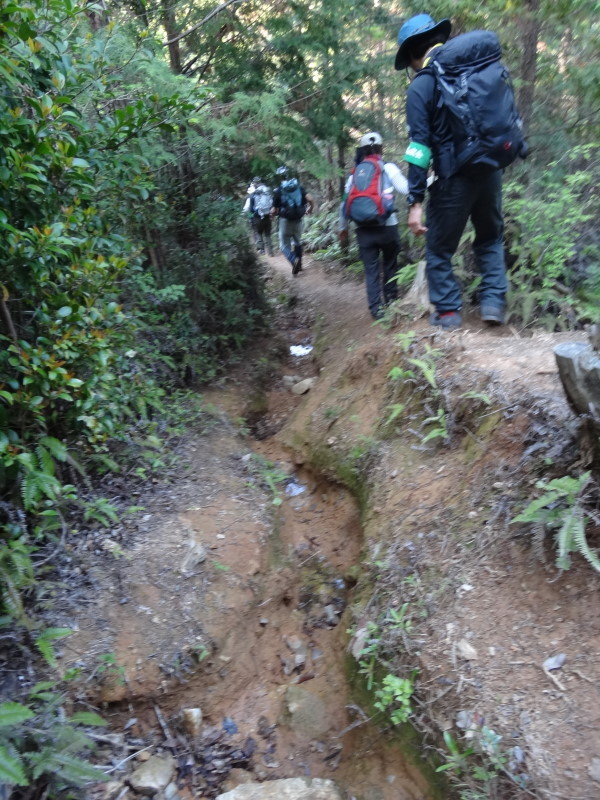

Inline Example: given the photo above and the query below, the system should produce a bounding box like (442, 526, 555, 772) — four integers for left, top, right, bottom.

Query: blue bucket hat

(394, 13, 451, 70)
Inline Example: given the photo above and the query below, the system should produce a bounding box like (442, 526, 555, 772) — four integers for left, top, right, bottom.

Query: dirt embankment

(265, 255, 599, 800)
(58, 251, 600, 800)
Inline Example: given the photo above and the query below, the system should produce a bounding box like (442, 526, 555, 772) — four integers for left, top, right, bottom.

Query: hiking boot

(430, 310, 462, 330)
(371, 306, 384, 321)
(292, 257, 300, 276)
(480, 305, 505, 324)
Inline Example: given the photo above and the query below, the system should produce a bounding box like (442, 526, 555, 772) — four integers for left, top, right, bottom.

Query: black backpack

(425, 30, 528, 172)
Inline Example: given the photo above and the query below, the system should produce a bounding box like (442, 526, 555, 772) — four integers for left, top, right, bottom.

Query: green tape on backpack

(403, 141, 432, 168)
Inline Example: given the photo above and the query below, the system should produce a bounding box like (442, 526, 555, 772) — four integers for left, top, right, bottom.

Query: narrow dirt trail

(62, 253, 443, 799)
(62, 248, 600, 800)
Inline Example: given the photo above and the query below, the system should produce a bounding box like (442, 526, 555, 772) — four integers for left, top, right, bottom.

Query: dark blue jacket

(405, 68, 456, 204)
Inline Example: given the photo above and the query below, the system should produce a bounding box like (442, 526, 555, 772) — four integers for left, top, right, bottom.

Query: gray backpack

(253, 186, 273, 218)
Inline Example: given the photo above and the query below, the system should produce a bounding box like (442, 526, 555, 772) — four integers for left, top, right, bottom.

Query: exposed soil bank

(264, 256, 599, 799)
(60, 251, 600, 800)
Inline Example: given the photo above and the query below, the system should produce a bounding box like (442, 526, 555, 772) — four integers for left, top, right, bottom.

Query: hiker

(272, 166, 313, 275)
(242, 176, 261, 251)
(338, 131, 409, 320)
(395, 13, 527, 330)
(249, 178, 274, 256)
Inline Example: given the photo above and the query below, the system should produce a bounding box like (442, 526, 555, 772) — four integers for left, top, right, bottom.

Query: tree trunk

(162, 0, 182, 74)
(518, 0, 541, 134)
(337, 143, 346, 198)
(0, 298, 17, 342)
(86, 0, 108, 31)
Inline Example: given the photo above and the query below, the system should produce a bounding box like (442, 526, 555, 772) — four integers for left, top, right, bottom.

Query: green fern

(35, 628, 73, 669)
(572, 511, 600, 571)
(0, 702, 34, 727)
(0, 688, 107, 793)
(407, 357, 438, 390)
(0, 744, 28, 786)
(38, 436, 68, 462)
(35, 445, 56, 477)
(512, 472, 600, 572)
(0, 539, 35, 624)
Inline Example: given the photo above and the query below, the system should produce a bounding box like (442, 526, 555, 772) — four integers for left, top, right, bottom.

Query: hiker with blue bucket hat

(395, 13, 527, 330)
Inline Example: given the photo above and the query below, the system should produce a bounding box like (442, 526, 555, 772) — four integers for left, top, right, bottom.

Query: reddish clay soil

(63, 251, 600, 800)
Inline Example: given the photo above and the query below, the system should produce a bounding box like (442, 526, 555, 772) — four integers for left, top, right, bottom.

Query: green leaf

(39, 436, 67, 461)
(36, 638, 57, 668)
(511, 492, 561, 523)
(69, 711, 106, 726)
(35, 628, 72, 667)
(38, 627, 72, 640)
(28, 681, 57, 697)
(0, 745, 28, 786)
(0, 701, 34, 727)
(57, 306, 72, 317)
(48, 753, 107, 786)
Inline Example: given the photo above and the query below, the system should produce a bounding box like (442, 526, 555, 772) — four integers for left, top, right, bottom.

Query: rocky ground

(44, 250, 600, 800)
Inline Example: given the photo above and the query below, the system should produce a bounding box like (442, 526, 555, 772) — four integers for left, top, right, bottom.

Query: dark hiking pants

(255, 215, 273, 255)
(425, 169, 507, 313)
(355, 224, 402, 317)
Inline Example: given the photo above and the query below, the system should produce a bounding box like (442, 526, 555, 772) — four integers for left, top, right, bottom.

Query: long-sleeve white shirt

(339, 161, 409, 231)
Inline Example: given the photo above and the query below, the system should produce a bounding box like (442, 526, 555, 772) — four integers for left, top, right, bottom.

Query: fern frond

(34, 471, 61, 500)
(0, 744, 28, 786)
(39, 436, 68, 462)
(21, 474, 41, 510)
(35, 445, 55, 477)
(47, 753, 105, 786)
(573, 514, 600, 572)
(554, 507, 581, 571)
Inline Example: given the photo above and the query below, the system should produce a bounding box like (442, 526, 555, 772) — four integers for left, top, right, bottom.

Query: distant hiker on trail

(249, 178, 274, 256)
(242, 176, 261, 251)
(272, 166, 313, 276)
(339, 131, 409, 321)
(395, 13, 527, 330)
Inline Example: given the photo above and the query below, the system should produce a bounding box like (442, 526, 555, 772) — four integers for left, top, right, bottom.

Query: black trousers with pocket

(355, 224, 401, 317)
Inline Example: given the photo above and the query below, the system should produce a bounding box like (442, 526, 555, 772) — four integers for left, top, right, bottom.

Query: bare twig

(164, 0, 244, 46)
(154, 703, 176, 747)
(542, 666, 565, 692)
(104, 745, 153, 774)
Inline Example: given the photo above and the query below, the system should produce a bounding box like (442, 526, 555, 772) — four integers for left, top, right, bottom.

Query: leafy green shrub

(373, 673, 413, 725)
(0, 0, 270, 626)
(503, 145, 599, 330)
(384, 341, 450, 446)
(0, 689, 106, 794)
(436, 725, 529, 798)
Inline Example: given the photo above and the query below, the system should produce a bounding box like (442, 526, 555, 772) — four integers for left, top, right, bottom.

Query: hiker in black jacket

(395, 13, 508, 331)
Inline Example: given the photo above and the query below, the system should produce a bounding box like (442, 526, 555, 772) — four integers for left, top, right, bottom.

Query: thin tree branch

(0, 297, 17, 342)
(164, 0, 244, 46)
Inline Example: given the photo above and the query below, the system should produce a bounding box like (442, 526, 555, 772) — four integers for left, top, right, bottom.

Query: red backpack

(344, 155, 395, 226)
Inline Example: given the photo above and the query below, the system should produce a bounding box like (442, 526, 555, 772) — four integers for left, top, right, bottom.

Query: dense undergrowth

(0, 7, 269, 790)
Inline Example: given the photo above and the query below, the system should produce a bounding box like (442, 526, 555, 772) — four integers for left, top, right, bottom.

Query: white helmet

(360, 131, 383, 146)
